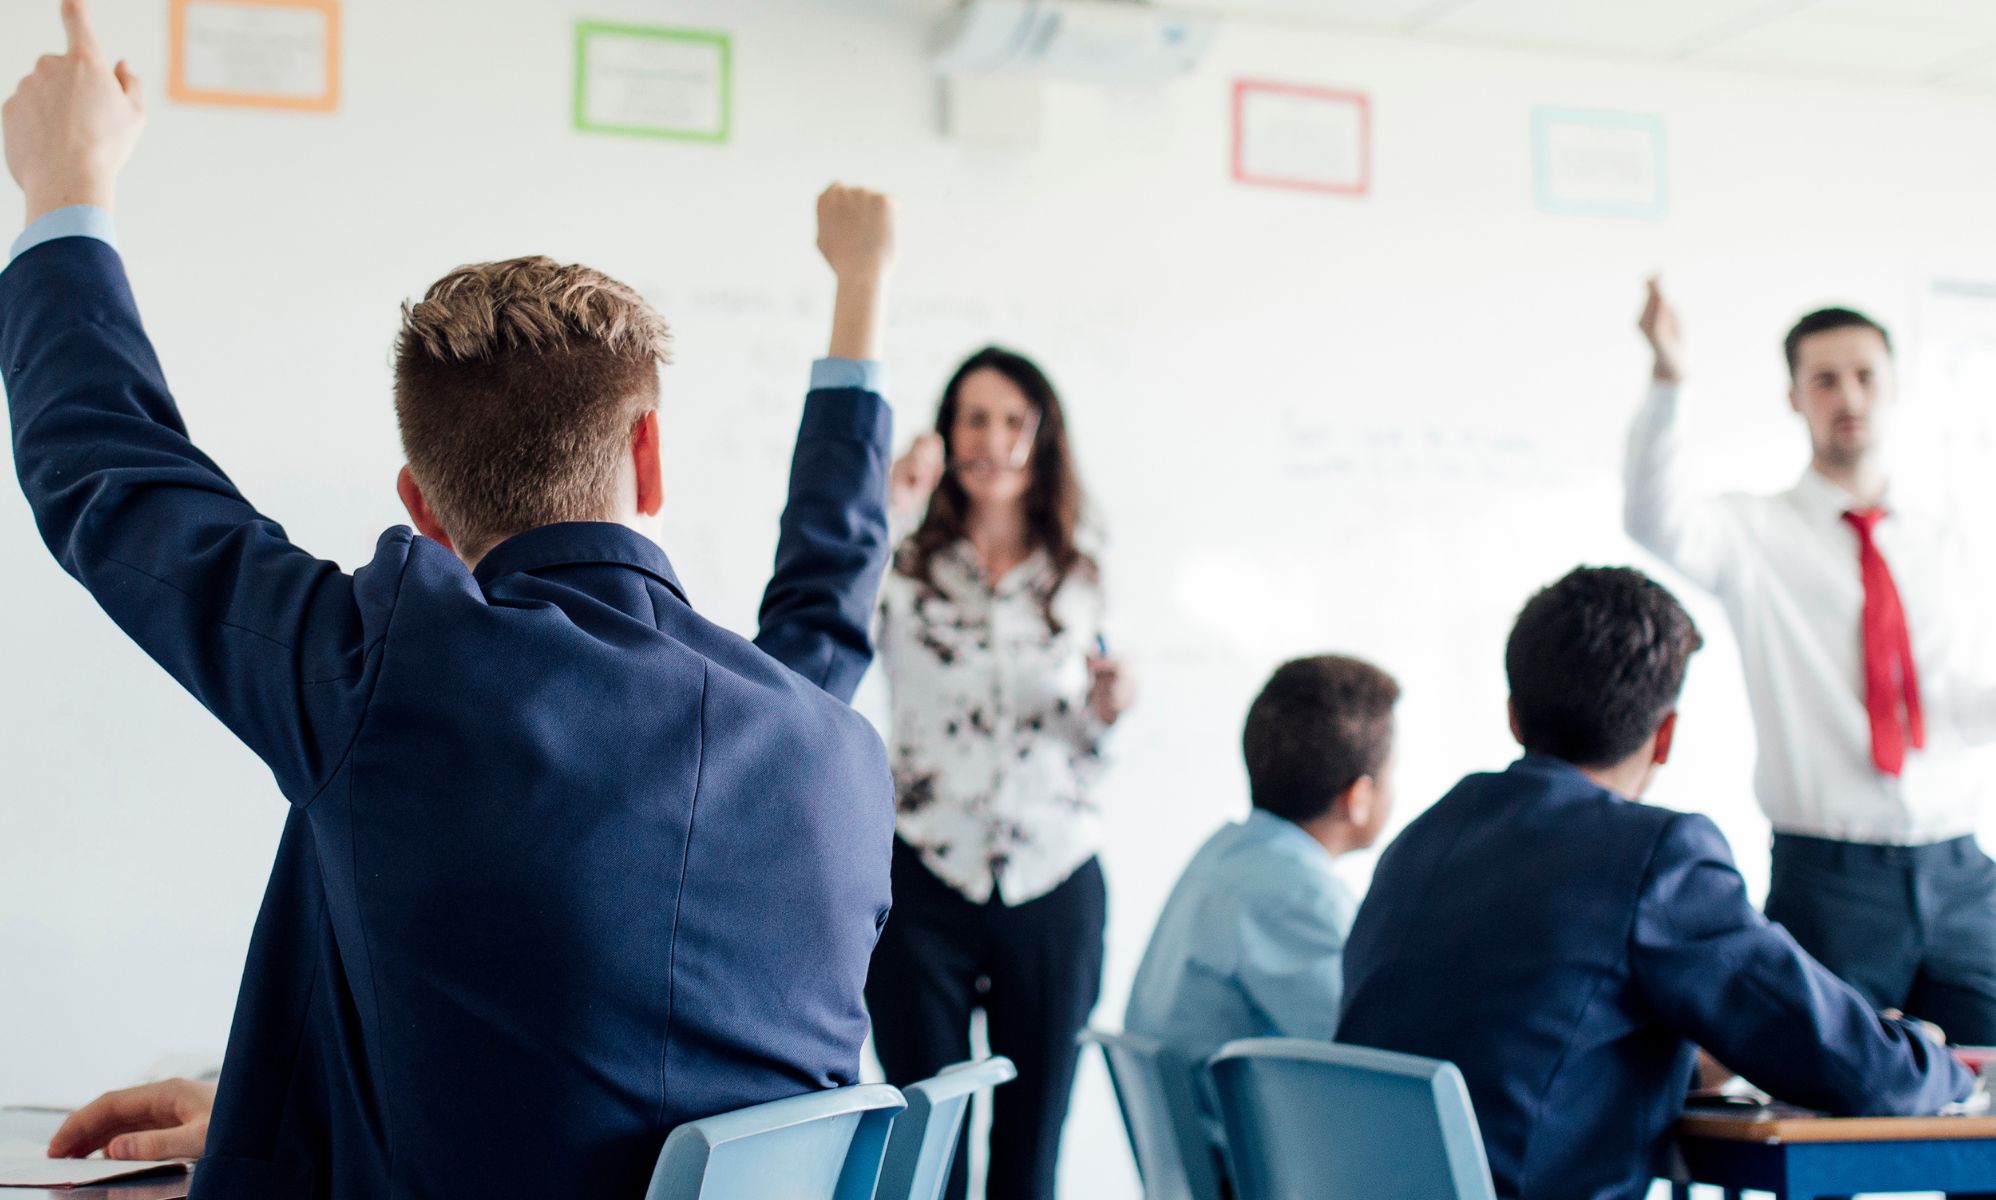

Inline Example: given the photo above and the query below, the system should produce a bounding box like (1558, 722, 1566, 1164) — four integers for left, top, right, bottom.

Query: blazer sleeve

(1629, 811, 1971, 1115)
(2, 238, 374, 801)
(753, 387, 893, 701)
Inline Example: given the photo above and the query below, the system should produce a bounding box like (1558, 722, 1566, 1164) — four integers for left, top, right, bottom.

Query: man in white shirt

(1625, 280, 1996, 1042)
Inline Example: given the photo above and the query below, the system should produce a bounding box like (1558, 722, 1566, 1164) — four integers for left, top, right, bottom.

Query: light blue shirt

(7, 206, 879, 391)
(1125, 808, 1358, 1141)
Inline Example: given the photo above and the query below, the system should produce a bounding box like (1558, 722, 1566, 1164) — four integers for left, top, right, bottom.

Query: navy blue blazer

(2, 238, 897, 1199)
(1338, 755, 1970, 1200)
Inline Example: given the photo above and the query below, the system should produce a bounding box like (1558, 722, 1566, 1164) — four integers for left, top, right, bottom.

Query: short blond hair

(393, 256, 672, 561)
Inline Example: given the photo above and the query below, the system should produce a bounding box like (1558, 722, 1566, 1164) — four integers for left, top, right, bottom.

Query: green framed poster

(573, 21, 731, 143)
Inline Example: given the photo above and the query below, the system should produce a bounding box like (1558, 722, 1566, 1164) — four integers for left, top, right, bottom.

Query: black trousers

(1766, 833, 1996, 1045)
(866, 839, 1107, 1200)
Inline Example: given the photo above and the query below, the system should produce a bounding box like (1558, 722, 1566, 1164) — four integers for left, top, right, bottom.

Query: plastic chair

(1078, 1029, 1227, 1200)
(1208, 1038, 1497, 1200)
(872, 1056, 1019, 1200)
(644, 1083, 908, 1200)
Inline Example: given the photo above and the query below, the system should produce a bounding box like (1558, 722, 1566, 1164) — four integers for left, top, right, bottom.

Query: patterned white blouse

(875, 536, 1111, 905)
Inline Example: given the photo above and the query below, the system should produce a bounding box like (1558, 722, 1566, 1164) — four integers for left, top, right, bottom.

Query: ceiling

(1183, 0, 1996, 91)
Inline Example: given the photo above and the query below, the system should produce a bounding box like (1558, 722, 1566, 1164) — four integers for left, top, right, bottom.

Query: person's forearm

(26, 182, 113, 226)
(828, 275, 886, 362)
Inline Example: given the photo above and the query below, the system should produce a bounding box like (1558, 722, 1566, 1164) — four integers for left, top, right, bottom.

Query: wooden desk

(1673, 1109, 1996, 1199)
(0, 1110, 191, 1199)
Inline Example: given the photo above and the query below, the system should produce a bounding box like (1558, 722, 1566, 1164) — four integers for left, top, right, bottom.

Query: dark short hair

(1506, 567, 1703, 769)
(1783, 308, 1891, 378)
(1243, 655, 1400, 825)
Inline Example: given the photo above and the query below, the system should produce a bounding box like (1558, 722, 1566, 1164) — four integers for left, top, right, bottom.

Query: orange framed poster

(168, 0, 341, 113)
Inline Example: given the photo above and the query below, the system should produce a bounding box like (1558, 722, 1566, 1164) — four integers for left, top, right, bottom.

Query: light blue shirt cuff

(9, 205, 118, 264)
(810, 358, 882, 393)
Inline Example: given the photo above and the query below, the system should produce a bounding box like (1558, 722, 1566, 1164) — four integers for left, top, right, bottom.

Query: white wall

(2, 2, 1995, 1197)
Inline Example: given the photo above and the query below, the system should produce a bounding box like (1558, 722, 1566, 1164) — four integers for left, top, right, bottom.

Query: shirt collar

(471, 522, 687, 602)
(1506, 752, 1626, 798)
(1242, 808, 1340, 869)
(1788, 466, 1933, 525)
(941, 538, 1053, 597)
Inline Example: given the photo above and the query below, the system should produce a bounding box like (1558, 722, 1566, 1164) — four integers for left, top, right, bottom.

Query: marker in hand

(1087, 633, 1131, 726)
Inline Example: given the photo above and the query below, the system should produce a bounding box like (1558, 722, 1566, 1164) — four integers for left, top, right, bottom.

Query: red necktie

(1842, 507, 1925, 776)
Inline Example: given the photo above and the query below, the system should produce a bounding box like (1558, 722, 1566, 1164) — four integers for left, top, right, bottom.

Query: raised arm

(1623, 279, 1736, 592)
(753, 185, 898, 700)
(1631, 813, 1970, 1116)
(3, 0, 371, 800)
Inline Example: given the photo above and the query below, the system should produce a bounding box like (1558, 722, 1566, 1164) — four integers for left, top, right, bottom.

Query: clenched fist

(816, 183, 897, 284)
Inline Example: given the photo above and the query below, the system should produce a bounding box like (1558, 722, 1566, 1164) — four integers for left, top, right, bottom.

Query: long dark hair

(899, 346, 1095, 628)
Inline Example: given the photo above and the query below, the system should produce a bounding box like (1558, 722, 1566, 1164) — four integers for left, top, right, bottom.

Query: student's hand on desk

(2, 0, 146, 223)
(1638, 276, 1685, 385)
(1087, 655, 1135, 725)
(46, 1078, 215, 1162)
(1884, 1007, 1950, 1048)
(889, 433, 946, 516)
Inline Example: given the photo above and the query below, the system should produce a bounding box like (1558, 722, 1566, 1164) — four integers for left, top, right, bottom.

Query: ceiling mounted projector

(933, 0, 1216, 85)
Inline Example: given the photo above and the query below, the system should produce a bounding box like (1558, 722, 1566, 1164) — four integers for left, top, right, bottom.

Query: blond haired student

(5, 4, 903, 1195)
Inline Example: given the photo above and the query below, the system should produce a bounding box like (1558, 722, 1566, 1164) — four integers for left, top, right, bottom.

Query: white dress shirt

(875, 537, 1110, 904)
(1625, 382, 1996, 845)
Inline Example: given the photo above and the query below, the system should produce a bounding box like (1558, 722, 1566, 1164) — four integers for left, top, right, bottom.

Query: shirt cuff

(9, 205, 118, 264)
(810, 357, 883, 394)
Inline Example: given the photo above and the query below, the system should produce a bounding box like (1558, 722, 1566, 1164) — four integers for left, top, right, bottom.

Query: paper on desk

(0, 1154, 190, 1187)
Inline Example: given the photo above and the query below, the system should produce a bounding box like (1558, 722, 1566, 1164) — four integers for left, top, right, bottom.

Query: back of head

(394, 257, 673, 562)
(1505, 567, 1702, 769)
(1243, 655, 1399, 825)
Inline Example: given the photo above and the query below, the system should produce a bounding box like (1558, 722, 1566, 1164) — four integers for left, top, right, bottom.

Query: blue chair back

(872, 1057, 1018, 1200)
(1078, 1029, 1226, 1200)
(644, 1084, 908, 1200)
(1208, 1038, 1496, 1200)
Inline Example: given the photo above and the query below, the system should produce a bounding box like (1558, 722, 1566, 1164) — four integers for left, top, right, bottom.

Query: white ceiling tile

(1803, 0, 1996, 41)
(1417, 0, 1778, 58)
(1689, 4, 1978, 81)
(1186, 0, 1461, 31)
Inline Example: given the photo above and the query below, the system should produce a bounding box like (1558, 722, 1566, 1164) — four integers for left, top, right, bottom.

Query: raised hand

(817, 183, 897, 363)
(2, 0, 146, 222)
(889, 432, 945, 517)
(1639, 276, 1684, 384)
(47, 1078, 215, 1162)
(816, 183, 897, 285)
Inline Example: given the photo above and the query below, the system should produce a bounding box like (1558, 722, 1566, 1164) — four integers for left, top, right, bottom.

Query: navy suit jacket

(1338, 755, 1970, 1200)
(2, 238, 897, 1199)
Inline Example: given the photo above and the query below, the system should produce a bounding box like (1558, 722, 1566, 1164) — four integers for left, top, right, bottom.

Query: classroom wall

(3, 2, 1995, 1196)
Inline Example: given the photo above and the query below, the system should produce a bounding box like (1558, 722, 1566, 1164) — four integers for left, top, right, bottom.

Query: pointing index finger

(62, 0, 104, 59)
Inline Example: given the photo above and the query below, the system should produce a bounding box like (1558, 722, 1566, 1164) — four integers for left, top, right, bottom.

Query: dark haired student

(866, 348, 1134, 1200)
(1125, 656, 1399, 1168)
(1630, 282, 1996, 1039)
(1338, 567, 1970, 1200)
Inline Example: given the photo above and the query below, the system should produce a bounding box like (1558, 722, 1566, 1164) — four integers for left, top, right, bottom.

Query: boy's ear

(397, 466, 454, 550)
(1341, 774, 1376, 831)
(632, 412, 663, 517)
(1652, 711, 1679, 766)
